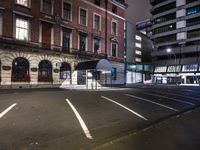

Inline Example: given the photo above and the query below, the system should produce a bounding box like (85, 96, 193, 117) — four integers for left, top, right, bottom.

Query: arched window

(38, 60, 53, 82)
(12, 57, 30, 82)
(60, 62, 71, 79)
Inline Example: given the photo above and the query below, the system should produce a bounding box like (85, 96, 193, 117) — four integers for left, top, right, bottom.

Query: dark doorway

(60, 62, 71, 79)
(38, 60, 53, 82)
(12, 57, 30, 82)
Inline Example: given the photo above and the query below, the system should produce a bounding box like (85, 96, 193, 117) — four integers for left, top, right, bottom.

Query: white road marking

(143, 92, 195, 106)
(101, 96, 148, 121)
(0, 103, 17, 119)
(181, 89, 193, 92)
(66, 99, 93, 140)
(157, 91, 200, 101)
(125, 94, 178, 112)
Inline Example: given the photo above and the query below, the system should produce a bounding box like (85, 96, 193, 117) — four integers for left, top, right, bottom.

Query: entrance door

(77, 70, 86, 85)
(42, 22, 52, 49)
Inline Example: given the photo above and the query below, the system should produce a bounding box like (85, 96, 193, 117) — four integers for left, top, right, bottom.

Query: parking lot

(0, 86, 199, 149)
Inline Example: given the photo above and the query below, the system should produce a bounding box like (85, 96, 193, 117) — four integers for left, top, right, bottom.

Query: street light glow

(166, 48, 172, 53)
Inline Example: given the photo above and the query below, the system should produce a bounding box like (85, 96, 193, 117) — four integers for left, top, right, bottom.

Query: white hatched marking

(125, 94, 178, 112)
(0, 103, 17, 119)
(143, 92, 195, 106)
(157, 91, 200, 101)
(101, 96, 148, 121)
(66, 99, 93, 140)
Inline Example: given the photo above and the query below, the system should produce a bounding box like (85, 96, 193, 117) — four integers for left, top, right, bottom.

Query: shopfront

(153, 64, 200, 85)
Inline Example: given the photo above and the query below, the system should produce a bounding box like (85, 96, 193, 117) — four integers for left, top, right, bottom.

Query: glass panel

(112, 21, 117, 35)
(80, 9, 87, 25)
(43, 0, 52, 14)
(111, 68, 117, 80)
(187, 5, 200, 15)
(79, 35, 86, 51)
(135, 58, 141, 62)
(135, 50, 142, 55)
(62, 30, 70, 53)
(93, 38, 100, 53)
(135, 35, 142, 41)
(111, 43, 117, 57)
(17, 0, 28, 7)
(63, 2, 71, 21)
(16, 18, 29, 40)
(135, 43, 141, 48)
(94, 15, 100, 30)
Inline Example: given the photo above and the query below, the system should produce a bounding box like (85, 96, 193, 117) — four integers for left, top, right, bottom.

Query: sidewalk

(94, 107, 200, 150)
(125, 83, 200, 89)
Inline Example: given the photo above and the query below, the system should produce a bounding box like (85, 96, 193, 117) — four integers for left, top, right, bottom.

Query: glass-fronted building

(150, 0, 200, 85)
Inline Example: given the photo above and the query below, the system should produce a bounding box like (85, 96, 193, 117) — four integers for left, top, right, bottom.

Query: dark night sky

(125, 0, 151, 24)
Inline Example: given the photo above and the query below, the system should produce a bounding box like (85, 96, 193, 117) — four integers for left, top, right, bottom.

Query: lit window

(135, 58, 141, 62)
(93, 14, 101, 30)
(135, 50, 142, 55)
(135, 43, 141, 48)
(182, 64, 198, 72)
(79, 8, 87, 26)
(63, 2, 71, 21)
(17, 0, 29, 7)
(135, 35, 142, 41)
(187, 6, 200, 15)
(140, 30, 146, 35)
(111, 43, 117, 57)
(16, 18, 29, 41)
(42, 0, 52, 15)
(111, 20, 117, 35)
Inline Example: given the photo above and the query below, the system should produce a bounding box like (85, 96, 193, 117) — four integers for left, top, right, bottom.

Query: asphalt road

(0, 86, 200, 150)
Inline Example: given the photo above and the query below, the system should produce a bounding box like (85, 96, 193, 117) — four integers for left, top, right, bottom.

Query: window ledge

(15, 4, 31, 9)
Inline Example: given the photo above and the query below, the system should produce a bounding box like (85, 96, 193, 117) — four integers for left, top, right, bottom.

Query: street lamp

(166, 48, 178, 84)
(166, 48, 177, 66)
(166, 48, 172, 53)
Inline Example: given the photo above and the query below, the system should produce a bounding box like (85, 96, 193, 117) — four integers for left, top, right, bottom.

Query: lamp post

(166, 48, 178, 84)
(166, 48, 177, 66)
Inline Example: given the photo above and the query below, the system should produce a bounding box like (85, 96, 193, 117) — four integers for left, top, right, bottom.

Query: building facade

(150, 0, 200, 85)
(126, 20, 153, 84)
(0, 0, 127, 88)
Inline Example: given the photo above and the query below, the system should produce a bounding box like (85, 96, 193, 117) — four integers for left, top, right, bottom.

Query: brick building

(0, 0, 127, 88)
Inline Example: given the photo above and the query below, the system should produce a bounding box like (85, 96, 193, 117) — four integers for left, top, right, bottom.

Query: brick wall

(0, 0, 125, 61)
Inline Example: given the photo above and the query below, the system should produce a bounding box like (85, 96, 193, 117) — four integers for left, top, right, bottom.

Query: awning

(75, 59, 112, 71)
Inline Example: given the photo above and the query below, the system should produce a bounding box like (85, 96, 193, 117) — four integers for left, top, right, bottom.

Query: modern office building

(0, 0, 127, 89)
(126, 20, 153, 84)
(125, 0, 152, 84)
(150, 0, 200, 85)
